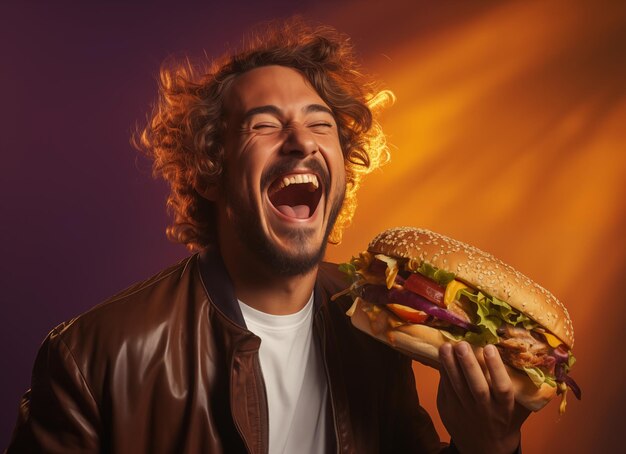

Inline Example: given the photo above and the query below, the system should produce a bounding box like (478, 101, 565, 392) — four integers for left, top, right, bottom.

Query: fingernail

(484, 344, 496, 358)
(455, 342, 469, 356)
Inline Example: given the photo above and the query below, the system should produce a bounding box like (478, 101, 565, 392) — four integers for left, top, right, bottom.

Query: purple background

(0, 1, 328, 445)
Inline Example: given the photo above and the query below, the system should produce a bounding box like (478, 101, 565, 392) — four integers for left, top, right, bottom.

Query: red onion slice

(361, 285, 478, 332)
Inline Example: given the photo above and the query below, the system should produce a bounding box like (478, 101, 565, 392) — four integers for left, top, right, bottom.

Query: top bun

(368, 227, 574, 348)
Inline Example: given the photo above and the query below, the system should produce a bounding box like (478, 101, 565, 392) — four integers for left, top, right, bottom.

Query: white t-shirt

(238, 294, 328, 454)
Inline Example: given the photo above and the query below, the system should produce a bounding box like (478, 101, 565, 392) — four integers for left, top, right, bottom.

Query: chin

(270, 249, 325, 276)
(260, 229, 329, 276)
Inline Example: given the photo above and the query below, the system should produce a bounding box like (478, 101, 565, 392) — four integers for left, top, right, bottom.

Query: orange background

(1, 1, 624, 451)
(322, 0, 626, 452)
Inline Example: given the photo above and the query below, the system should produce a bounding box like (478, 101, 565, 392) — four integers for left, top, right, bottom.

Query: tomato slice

(404, 273, 445, 307)
(387, 303, 429, 324)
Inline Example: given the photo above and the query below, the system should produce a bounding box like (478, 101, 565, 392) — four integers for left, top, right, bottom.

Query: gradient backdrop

(2, 1, 624, 451)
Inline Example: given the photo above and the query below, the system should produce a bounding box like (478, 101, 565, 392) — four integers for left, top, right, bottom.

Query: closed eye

(310, 123, 334, 136)
(309, 122, 334, 131)
(252, 123, 282, 135)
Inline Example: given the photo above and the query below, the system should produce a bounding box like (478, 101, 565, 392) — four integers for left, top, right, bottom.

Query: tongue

(276, 204, 311, 219)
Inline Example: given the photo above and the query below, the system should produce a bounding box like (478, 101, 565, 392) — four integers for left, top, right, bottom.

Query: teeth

(275, 174, 319, 192)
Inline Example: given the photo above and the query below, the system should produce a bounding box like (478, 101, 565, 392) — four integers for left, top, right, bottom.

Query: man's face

(216, 65, 346, 275)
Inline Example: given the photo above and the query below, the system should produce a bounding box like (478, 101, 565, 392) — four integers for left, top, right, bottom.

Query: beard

(233, 200, 342, 276)
(223, 159, 344, 276)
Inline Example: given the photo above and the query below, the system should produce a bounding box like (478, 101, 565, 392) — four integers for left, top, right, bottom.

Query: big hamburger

(333, 227, 580, 413)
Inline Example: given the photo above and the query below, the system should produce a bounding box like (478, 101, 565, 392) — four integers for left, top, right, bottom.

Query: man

(7, 20, 528, 453)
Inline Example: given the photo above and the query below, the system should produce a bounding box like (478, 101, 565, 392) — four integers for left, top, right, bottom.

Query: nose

(280, 124, 318, 157)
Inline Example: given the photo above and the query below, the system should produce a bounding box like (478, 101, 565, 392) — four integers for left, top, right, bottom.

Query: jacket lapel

(197, 248, 269, 454)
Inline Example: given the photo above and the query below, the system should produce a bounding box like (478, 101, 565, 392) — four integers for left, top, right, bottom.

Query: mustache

(261, 158, 330, 194)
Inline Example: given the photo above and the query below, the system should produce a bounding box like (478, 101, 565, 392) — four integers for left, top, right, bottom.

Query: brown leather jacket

(7, 249, 455, 453)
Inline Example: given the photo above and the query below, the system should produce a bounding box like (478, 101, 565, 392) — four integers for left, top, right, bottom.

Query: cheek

(241, 136, 280, 171)
(229, 145, 265, 187)
(325, 141, 346, 182)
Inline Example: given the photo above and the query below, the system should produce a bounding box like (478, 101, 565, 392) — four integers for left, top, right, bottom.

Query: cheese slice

(444, 280, 469, 306)
(542, 331, 563, 348)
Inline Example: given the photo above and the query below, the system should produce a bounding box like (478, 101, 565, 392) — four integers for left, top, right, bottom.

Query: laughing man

(8, 20, 528, 454)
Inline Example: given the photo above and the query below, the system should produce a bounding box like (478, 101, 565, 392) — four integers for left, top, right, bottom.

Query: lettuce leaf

(416, 262, 455, 286)
(454, 288, 539, 346)
(523, 366, 557, 388)
(564, 352, 576, 373)
(338, 262, 357, 282)
(456, 289, 499, 345)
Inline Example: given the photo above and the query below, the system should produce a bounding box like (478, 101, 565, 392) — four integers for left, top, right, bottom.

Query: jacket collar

(197, 246, 247, 328)
(197, 246, 325, 327)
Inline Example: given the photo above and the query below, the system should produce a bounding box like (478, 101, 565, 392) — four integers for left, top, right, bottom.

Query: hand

(437, 342, 531, 454)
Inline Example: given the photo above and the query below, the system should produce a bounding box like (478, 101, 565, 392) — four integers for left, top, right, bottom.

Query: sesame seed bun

(368, 227, 574, 348)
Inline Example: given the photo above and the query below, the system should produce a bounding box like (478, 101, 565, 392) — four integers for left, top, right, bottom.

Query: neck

(220, 244, 318, 316)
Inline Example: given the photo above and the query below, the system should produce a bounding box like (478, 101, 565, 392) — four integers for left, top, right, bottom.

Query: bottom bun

(349, 298, 556, 412)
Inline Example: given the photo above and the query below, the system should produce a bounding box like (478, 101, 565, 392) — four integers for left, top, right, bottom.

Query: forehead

(225, 65, 329, 115)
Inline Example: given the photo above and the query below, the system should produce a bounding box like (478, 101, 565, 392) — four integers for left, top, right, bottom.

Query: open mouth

(267, 173, 323, 220)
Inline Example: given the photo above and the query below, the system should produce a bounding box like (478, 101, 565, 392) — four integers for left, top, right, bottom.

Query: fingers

(457, 342, 492, 404)
(483, 344, 514, 407)
(438, 342, 529, 453)
(440, 342, 515, 410)
(439, 343, 468, 404)
(441, 342, 490, 405)
(437, 351, 463, 409)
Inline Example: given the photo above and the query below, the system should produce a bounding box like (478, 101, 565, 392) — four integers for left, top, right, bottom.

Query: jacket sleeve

(382, 352, 461, 453)
(6, 326, 101, 453)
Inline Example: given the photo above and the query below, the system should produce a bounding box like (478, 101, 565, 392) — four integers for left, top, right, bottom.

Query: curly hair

(136, 18, 392, 250)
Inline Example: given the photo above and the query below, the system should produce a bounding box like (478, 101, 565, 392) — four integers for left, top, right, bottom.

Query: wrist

(491, 431, 521, 454)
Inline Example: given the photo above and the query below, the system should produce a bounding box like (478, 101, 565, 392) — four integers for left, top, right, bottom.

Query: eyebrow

(242, 104, 334, 121)
(304, 104, 334, 116)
